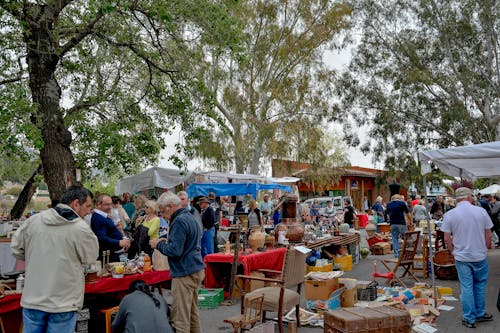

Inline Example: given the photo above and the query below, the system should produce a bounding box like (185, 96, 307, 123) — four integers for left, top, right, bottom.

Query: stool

(99, 306, 119, 333)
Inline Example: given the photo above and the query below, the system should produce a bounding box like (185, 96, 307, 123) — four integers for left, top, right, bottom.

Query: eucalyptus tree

(336, 0, 499, 171)
(0, 0, 239, 208)
(183, 0, 352, 174)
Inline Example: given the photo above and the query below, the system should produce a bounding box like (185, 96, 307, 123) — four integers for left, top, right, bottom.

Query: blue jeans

(22, 308, 77, 333)
(390, 224, 407, 258)
(201, 227, 215, 259)
(455, 259, 489, 323)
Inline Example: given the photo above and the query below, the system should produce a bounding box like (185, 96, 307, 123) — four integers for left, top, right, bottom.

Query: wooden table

(204, 247, 286, 290)
(305, 233, 360, 249)
(0, 270, 171, 332)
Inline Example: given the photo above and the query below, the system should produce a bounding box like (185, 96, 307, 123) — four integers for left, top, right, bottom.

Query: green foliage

(183, 0, 352, 174)
(336, 0, 500, 172)
(3, 186, 22, 196)
(82, 173, 120, 196)
(0, 0, 241, 195)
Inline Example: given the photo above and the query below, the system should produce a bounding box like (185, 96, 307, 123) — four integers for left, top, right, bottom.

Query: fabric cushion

(245, 287, 300, 312)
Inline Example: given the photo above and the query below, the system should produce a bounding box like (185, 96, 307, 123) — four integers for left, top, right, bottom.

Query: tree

(0, 0, 239, 206)
(180, 0, 351, 174)
(336, 0, 499, 171)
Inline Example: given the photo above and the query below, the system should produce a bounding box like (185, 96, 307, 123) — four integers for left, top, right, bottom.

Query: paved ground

(169, 231, 500, 332)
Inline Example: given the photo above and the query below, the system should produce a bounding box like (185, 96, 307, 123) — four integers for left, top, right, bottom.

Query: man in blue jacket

(150, 192, 205, 333)
(91, 194, 130, 262)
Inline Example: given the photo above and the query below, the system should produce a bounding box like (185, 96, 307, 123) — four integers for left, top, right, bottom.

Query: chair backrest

(243, 293, 265, 325)
(282, 247, 307, 288)
(399, 231, 420, 264)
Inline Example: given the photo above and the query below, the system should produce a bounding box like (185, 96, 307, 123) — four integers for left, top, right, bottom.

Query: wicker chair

(236, 247, 307, 333)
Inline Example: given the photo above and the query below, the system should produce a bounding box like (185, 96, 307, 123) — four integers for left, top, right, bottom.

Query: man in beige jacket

(11, 185, 98, 333)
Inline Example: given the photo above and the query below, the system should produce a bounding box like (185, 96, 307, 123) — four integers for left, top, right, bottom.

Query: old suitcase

(324, 306, 411, 333)
(371, 306, 411, 333)
(371, 242, 391, 255)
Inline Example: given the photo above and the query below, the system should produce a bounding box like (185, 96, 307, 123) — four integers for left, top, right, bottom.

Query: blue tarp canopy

(186, 183, 292, 198)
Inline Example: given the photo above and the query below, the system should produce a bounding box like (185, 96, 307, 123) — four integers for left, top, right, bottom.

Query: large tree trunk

(10, 164, 43, 220)
(23, 4, 76, 205)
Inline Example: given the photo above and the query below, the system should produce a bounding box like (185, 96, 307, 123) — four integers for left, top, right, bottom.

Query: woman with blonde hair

(247, 199, 263, 229)
(133, 200, 160, 258)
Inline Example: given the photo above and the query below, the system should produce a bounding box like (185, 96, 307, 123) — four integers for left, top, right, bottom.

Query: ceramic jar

(248, 227, 266, 251)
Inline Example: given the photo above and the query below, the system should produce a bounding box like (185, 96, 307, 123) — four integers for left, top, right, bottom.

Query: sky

(158, 47, 377, 172)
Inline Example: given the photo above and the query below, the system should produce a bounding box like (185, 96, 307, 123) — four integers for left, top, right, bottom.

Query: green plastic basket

(198, 288, 224, 309)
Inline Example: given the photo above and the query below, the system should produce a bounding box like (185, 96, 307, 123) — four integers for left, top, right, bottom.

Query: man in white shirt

(441, 187, 493, 328)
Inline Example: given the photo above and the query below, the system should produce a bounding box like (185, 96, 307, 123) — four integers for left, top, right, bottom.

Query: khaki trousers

(171, 270, 205, 333)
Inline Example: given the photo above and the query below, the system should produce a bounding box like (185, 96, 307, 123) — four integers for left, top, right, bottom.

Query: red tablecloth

(357, 214, 369, 228)
(204, 247, 286, 288)
(0, 270, 170, 315)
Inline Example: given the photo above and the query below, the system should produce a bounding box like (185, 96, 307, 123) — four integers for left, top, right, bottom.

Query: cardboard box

(305, 278, 339, 300)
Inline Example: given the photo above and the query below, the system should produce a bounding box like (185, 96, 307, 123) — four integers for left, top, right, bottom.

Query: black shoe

(462, 319, 476, 328)
(476, 313, 493, 322)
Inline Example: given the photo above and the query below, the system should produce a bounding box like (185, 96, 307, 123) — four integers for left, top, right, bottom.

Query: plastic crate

(357, 281, 378, 301)
(198, 288, 224, 309)
(334, 255, 353, 271)
(306, 262, 333, 273)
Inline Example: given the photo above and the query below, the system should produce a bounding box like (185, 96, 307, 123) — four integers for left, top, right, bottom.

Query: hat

(455, 187, 473, 197)
(198, 197, 210, 204)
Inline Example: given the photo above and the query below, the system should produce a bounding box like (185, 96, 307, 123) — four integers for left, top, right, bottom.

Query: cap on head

(455, 187, 473, 198)
(198, 197, 210, 204)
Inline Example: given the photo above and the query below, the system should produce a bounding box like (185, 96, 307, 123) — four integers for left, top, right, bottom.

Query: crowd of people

(9, 183, 500, 332)
(369, 189, 499, 328)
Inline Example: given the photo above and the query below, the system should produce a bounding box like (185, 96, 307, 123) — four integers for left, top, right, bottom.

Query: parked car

(303, 196, 351, 216)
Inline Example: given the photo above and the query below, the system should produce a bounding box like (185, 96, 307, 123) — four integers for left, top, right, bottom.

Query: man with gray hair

(150, 192, 204, 333)
(441, 187, 493, 328)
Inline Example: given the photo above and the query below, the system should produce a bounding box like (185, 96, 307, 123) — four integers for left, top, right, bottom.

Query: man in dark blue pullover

(150, 192, 205, 333)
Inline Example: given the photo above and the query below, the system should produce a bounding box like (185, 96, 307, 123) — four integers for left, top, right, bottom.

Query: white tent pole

(422, 174, 438, 304)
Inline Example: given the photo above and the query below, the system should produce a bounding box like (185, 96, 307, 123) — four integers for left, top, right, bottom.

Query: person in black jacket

(112, 280, 174, 333)
(199, 197, 215, 259)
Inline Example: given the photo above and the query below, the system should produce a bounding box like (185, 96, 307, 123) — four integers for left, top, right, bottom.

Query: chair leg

(295, 304, 300, 327)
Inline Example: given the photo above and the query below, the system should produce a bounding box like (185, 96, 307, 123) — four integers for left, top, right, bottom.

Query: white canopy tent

(419, 141, 500, 302)
(478, 184, 500, 195)
(419, 141, 500, 180)
(114, 167, 188, 195)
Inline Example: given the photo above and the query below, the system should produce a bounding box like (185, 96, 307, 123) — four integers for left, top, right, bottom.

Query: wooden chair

(412, 237, 429, 278)
(378, 231, 421, 287)
(224, 293, 265, 333)
(99, 306, 119, 333)
(235, 247, 307, 333)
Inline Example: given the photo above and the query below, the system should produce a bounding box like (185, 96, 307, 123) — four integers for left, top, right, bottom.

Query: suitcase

(371, 242, 391, 255)
(324, 306, 411, 333)
(371, 306, 411, 333)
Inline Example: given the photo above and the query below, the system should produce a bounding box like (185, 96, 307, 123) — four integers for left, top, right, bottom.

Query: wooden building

(271, 159, 389, 211)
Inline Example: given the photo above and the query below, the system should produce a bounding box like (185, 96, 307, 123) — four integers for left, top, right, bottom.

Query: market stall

(204, 247, 287, 291)
(114, 166, 188, 195)
(419, 140, 500, 299)
(186, 182, 292, 198)
(0, 270, 171, 332)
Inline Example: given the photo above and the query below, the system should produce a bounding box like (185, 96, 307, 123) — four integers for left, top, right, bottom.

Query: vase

(248, 227, 266, 252)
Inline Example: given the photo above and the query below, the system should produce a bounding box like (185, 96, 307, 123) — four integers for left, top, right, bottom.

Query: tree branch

(57, 11, 104, 58)
(0, 1, 22, 18)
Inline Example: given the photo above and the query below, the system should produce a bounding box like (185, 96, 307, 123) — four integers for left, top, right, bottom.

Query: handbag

(152, 239, 169, 271)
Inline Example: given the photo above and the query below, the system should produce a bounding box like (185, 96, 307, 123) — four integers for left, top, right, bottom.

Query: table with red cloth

(357, 214, 369, 229)
(204, 247, 286, 289)
(0, 270, 171, 331)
